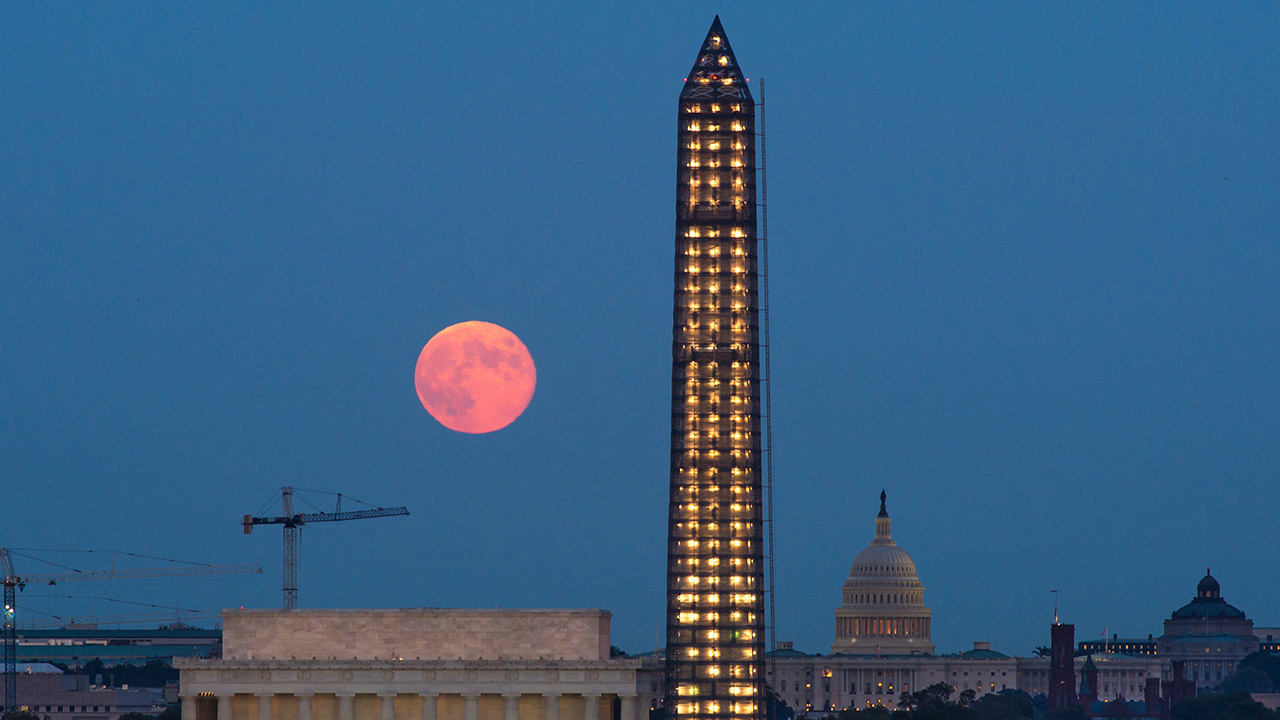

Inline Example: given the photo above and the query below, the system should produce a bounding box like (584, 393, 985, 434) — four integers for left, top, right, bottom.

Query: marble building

(765, 494, 1162, 712)
(176, 609, 660, 720)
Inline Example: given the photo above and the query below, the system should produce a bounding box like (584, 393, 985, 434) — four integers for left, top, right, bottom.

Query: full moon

(414, 321, 536, 434)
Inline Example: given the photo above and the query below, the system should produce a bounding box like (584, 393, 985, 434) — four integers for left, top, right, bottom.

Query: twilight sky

(2, 3, 1278, 657)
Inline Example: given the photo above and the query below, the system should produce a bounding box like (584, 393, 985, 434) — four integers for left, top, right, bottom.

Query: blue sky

(2, 3, 1278, 656)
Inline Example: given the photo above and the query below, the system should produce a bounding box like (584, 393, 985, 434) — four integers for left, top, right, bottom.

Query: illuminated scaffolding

(665, 17, 764, 720)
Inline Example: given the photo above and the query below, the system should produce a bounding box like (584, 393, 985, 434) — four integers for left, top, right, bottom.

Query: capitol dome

(831, 491, 934, 656)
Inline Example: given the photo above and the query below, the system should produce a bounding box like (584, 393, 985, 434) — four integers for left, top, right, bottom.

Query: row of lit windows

(676, 576, 758, 590)
(678, 398, 754, 411)
(686, 158, 747, 169)
(673, 702, 757, 715)
(675, 609, 757, 624)
(681, 254, 751, 269)
(691, 75, 740, 88)
(681, 379, 743, 390)
(675, 425, 752, 438)
(681, 397, 754, 410)
(686, 139, 747, 152)
(678, 373, 753, 389)
(676, 467, 756, 479)
(670, 536, 756, 548)
(681, 101, 745, 114)
(682, 262, 749, 275)
(680, 321, 751, 334)
(685, 634, 758, 648)
(676, 309, 754, 324)
(680, 499, 747, 509)
(686, 197, 749, 210)
(675, 535, 752, 545)
(680, 449, 755, 460)
(685, 120, 747, 132)
(678, 287, 754, 302)
(684, 377, 753, 388)
(674, 592, 758, 604)
(675, 661, 756, 676)
(685, 227, 749, 239)
(672, 535, 753, 548)
(674, 554, 756, 567)
(700, 54, 733, 69)
(680, 282, 750, 294)
(678, 311, 753, 325)
(675, 684, 757, 697)
(673, 520, 756, 532)
(674, 496, 758, 508)
(682, 431, 754, 443)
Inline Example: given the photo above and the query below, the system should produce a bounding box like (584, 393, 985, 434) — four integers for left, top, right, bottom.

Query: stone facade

(177, 610, 658, 720)
(220, 610, 612, 662)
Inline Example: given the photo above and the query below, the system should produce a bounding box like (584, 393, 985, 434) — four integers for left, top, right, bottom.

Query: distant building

(1156, 569, 1259, 690)
(13, 662, 166, 720)
(1047, 624, 1076, 711)
(17, 626, 221, 665)
(1078, 636, 1157, 657)
(177, 609, 659, 720)
(829, 492, 933, 657)
(1074, 570, 1276, 696)
(763, 495, 1162, 713)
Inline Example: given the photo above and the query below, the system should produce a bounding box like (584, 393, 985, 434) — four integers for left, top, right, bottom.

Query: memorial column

(337, 694, 356, 720)
(297, 694, 314, 720)
(419, 694, 438, 720)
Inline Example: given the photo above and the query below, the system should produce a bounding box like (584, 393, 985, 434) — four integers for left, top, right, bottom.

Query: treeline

(50, 658, 178, 688)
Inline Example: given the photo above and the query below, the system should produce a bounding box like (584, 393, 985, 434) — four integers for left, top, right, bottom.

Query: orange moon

(414, 321, 536, 434)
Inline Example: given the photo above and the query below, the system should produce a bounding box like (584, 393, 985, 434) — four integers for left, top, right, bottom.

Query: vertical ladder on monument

(756, 77, 778, 707)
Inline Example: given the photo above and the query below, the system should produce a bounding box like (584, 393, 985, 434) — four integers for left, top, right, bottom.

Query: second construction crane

(243, 487, 409, 610)
(1, 547, 261, 712)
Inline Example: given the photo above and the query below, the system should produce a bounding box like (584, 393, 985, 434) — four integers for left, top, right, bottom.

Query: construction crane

(242, 487, 409, 610)
(1, 547, 261, 713)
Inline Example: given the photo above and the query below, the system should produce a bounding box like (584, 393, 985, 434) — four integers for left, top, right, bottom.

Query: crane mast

(243, 487, 409, 610)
